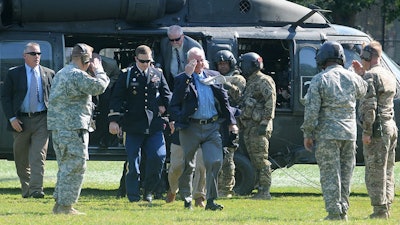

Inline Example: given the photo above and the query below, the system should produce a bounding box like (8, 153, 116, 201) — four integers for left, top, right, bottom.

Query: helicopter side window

(341, 43, 362, 70)
(0, 40, 53, 84)
(299, 47, 318, 102)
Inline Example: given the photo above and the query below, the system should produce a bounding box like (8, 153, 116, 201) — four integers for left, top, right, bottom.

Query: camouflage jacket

(239, 71, 276, 128)
(47, 63, 110, 131)
(358, 64, 397, 136)
(301, 64, 367, 140)
(224, 71, 246, 106)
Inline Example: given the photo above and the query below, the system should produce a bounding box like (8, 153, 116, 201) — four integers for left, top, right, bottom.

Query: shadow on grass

(0, 188, 373, 198)
(0, 187, 121, 198)
(271, 192, 369, 197)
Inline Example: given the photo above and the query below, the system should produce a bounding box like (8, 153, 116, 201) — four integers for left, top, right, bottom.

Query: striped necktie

(175, 48, 181, 72)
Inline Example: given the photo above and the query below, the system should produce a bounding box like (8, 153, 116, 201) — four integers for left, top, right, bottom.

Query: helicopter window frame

(298, 46, 318, 102)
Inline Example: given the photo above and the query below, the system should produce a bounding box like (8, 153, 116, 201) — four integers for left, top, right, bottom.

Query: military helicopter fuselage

(0, 0, 399, 195)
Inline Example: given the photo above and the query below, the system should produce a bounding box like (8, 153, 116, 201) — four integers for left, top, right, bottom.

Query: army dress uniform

(108, 65, 171, 202)
(238, 70, 276, 199)
(358, 64, 397, 217)
(301, 64, 367, 217)
(47, 63, 110, 207)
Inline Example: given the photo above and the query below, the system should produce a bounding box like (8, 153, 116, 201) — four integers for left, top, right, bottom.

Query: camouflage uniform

(301, 65, 367, 216)
(238, 71, 276, 198)
(47, 63, 109, 207)
(358, 64, 397, 216)
(218, 70, 246, 196)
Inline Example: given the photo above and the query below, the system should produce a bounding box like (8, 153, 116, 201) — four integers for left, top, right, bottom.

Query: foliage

(291, 0, 400, 25)
(383, 0, 400, 23)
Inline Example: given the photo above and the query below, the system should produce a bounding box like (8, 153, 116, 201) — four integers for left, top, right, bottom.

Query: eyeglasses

(137, 59, 151, 64)
(169, 36, 182, 42)
(25, 52, 42, 56)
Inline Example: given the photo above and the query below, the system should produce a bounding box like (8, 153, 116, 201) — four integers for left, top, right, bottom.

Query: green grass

(0, 160, 399, 225)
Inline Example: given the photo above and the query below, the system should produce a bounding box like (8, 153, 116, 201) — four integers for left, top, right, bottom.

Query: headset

(74, 43, 91, 64)
(360, 45, 377, 62)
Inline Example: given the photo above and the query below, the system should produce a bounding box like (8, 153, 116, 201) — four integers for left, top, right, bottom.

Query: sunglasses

(25, 52, 42, 56)
(169, 36, 181, 42)
(137, 59, 151, 64)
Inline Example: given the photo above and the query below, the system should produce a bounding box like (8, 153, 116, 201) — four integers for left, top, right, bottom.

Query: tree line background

(291, 0, 400, 64)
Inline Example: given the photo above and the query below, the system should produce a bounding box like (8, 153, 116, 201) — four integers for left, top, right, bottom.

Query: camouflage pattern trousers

(242, 125, 271, 189)
(52, 129, 88, 206)
(364, 121, 397, 212)
(218, 146, 236, 193)
(315, 139, 356, 215)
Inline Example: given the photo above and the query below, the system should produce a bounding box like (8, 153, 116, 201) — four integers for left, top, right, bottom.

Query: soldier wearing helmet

(214, 50, 237, 75)
(301, 41, 367, 221)
(353, 41, 397, 219)
(237, 52, 276, 200)
(213, 50, 246, 198)
(315, 41, 346, 69)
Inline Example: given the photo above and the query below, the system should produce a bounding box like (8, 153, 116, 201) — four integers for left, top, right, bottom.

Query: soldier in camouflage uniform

(301, 41, 367, 221)
(47, 43, 110, 215)
(213, 50, 246, 198)
(353, 41, 397, 219)
(238, 52, 276, 200)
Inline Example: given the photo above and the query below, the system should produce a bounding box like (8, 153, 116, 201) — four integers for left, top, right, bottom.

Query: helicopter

(0, 0, 399, 195)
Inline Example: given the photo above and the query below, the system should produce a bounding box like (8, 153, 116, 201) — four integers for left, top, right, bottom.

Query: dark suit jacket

(109, 64, 171, 135)
(169, 69, 236, 130)
(1, 65, 54, 129)
(159, 35, 203, 88)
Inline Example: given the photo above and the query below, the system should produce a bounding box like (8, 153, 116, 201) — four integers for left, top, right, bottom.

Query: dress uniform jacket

(109, 64, 171, 134)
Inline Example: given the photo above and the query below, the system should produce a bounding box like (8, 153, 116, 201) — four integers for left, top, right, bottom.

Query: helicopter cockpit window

(341, 43, 362, 70)
(0, 41, 53, 84)
(299, 47, 318, 101)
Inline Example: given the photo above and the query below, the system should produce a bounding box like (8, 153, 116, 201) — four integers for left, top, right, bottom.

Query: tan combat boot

(370, 205, 389, 219)
(52, 203, 59, 214)
(55, 205, 86, 215)
(194, 197, 205, 207)
(324, 213, 342, 221)
(252, 187, 272, 200)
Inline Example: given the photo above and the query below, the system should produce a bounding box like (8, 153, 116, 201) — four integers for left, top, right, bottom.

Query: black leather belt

(19, 110, 47, 117)
(189, 116, 218, 125)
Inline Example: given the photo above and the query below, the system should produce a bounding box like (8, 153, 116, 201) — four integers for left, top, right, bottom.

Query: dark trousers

(125, 131, 166, 201)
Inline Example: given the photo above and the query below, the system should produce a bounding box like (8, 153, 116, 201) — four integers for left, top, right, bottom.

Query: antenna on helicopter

(289, 5, 331, 31)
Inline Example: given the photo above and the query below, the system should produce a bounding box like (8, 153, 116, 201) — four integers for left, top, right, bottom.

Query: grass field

(0, 160, 399, 225)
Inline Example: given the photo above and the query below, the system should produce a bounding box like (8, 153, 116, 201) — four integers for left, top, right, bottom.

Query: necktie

(175, 48, 181, 73)
(29, 68, 38, 112)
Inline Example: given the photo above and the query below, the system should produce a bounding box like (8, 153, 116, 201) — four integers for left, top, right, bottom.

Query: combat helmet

(214, 50, 237, 69)
(239, 52, 263, 78)
(315, 41, 346, 68)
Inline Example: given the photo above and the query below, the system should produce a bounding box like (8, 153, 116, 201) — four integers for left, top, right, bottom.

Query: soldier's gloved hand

(226, 131, 238, 148)
(258, 124, 268, 136)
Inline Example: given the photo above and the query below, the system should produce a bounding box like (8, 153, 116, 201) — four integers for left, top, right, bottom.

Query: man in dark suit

(169, 47, 238, 210)
(1, 42, 54, 198)
(108, 45, 171, 203)
(160, 25, 203, 89)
